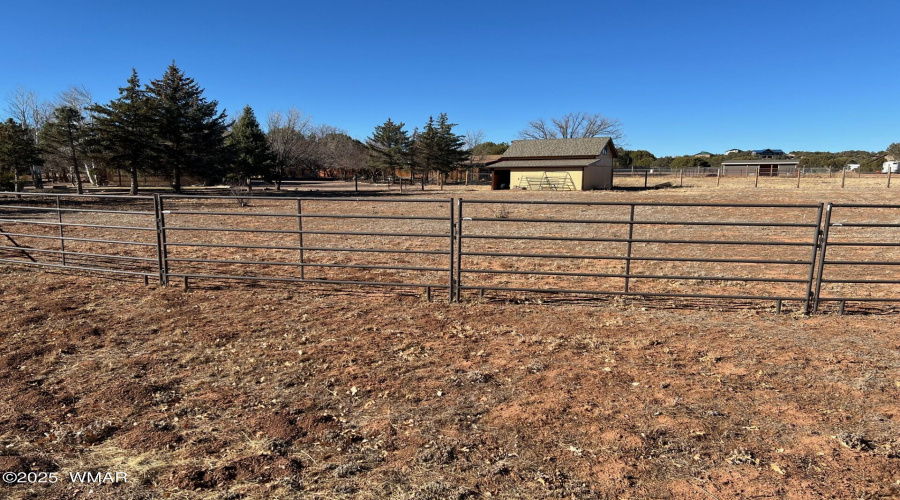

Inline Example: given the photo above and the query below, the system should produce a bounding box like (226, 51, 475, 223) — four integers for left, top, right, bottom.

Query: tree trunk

(67, 134, 83, 194)
(70, 162, 83, 194)
(246, 176, 253, 191)
(129, 166, 139, 195)
(172, 170, 182, 193)
(72, 166, 83, 194)
(84, 162, 97, 186)
(31, 166, 43, 189)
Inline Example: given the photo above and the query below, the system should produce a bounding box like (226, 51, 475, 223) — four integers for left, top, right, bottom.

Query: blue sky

(2, 0, 898, 156)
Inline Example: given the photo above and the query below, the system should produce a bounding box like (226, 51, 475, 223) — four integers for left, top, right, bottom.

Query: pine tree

(88, 69, 154, 195)
(408, 127, 426, 189)
(415, 113, 468, 189)
(0, 119, 43, 192)
(40, 106, 86, 194)
(366, 118, 410, 182)
(434, 113, 468, 188)
(225, 105, 273, 191)
(415, 117, 440, 190)
(146, 62, 229, 192)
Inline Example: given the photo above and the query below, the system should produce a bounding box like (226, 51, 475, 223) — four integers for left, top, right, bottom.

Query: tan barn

(487, 137, 617, 190)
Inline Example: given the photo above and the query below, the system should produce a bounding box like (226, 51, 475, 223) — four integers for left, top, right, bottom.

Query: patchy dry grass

(1, 266, 899, 499)
(1, 182, 899, 498)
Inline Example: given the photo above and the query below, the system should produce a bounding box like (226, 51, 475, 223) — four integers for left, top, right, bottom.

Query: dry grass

(0, 181, 899, 498)
(1, 268, 899, 499)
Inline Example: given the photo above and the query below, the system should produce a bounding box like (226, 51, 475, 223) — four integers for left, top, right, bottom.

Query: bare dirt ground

(1, 180, 899, 499)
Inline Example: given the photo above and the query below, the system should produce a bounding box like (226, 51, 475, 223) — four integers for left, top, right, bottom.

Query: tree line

(0, 63, 372, 194)
(366, 114, 470, 189)
(1, 62, 630, 195)
(617, 148, 895, 172)
(0, 63, 513, 194)
(2, 69, 629, 195)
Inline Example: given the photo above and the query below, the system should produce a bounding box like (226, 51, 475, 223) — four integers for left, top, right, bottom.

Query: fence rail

(455, 199, 824, 312)
(813, 203, 900, 312)
(1, 192, 898, 313)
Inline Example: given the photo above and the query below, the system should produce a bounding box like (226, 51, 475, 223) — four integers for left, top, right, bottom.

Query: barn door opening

(492, 170, 511, 190)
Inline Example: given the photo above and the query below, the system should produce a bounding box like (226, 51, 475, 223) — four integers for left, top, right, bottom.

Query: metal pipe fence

(457, 199, 825, 313)
(1, 192, 898, 313)
(0, 192, 158, 281)
(155, 194, 454, 299)
(812, 203, 900, 312)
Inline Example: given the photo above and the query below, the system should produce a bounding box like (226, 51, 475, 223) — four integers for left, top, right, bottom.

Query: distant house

(884, 161, 900, 174)
(721, 159, 799, 176)
(694, 151, 712, 158)
(846, 164, 860, 171)
(751, 149, 785, 158)
(486, 138, 617, 190)
(725, 149, 742, 155)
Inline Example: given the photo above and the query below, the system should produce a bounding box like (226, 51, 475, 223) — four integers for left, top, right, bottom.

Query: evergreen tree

(40, 106, 86, 194)
(366, 118, 410, 182)
(410, 114, 467, 189)
(0, 119, 43, 192)
(225, 105, 273, 190)
(146, 62, 229, 192)
(88, 69, 154, 195)
(407, 127, 427, 189)
(415, 117, 440, 190)
(434, 113, 468, 187)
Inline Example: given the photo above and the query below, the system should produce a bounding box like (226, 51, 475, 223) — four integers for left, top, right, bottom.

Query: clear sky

(2, 0, 898, 157)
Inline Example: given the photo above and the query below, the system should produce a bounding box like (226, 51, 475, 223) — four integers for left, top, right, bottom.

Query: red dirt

(1, 182, 899, 498)
(1, 265, 899, 499)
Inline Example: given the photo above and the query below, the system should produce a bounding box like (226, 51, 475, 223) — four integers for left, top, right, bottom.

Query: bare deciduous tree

(5, 87, 51, 188)
(518, 112, 624, 143)
(314, 130, 366, 180)
(267, 108, 312, 189)
(56, 85, 105, 186)
(463, 129, 487, 185)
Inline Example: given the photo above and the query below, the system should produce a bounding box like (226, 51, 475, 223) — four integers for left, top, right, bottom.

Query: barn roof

(502, 137, 614, 158)
(488, 158, 604, 169)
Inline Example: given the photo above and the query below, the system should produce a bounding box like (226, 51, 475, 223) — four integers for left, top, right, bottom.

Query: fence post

(796, 167, 801, 188)
(679, 169, 684, 187)
(454, 199, 463, 302)
(812, 203, 833, 313)
(803, 203, 825, 314)
(755, 166, 760, 188)
(297, 198, 305, 279)
(449, 199, 455, 302)
(154, 194, 169, 285)
(624, 204, 635, 293)
(841, 167, 846, 188)
(644, 170, 649, 188)
(888, 169, 893, 188)
(56, 196, 66, 266)
(717, 167, 721, 186)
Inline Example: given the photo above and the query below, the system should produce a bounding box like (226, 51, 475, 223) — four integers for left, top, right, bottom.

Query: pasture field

(0, 181, 898, 499)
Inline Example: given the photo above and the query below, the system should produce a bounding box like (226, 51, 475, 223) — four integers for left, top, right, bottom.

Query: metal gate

(812, 203, 900, 312)
(454, 199, 825, 312)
